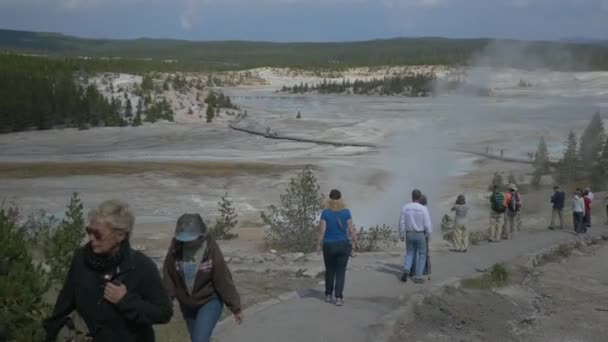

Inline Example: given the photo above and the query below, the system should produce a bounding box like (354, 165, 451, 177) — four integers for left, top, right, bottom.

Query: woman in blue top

(316, 189, 358, 306)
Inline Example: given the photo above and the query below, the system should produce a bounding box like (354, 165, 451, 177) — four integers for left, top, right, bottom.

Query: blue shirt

(321, 208, 352, 243)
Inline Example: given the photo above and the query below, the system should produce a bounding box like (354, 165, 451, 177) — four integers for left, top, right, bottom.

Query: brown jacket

(162, 237, 241, 314)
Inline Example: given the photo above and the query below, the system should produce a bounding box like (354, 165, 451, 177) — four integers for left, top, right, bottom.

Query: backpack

(491, 192, 505, 213)
(508, 192, 520, 212)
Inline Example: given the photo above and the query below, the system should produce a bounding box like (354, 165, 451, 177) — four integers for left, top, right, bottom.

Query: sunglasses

(85, 226, 104, 240)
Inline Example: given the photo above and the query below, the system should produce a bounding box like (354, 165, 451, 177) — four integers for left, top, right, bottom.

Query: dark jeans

(584, 212, 591, 228)
(573, 212, 585, 234)
(323, 240, 351, 299)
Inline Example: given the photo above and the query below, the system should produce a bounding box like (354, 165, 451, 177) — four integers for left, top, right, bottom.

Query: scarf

(84, 240, 130, 273)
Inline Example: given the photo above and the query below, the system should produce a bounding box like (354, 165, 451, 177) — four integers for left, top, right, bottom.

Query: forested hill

(1, 29, 608, 70)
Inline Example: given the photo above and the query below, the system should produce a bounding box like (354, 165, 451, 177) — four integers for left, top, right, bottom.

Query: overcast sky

(0, 0, 606, 42)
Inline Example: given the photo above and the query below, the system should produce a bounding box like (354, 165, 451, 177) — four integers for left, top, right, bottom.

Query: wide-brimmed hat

(174, 213, 207, 242)
(508, 183, 518, 191)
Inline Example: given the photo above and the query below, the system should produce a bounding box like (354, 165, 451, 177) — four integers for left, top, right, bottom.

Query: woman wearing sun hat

(162, 213, 242, 342)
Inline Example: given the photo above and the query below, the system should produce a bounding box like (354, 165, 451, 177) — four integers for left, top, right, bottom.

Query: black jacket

(551, 191, 566, 210)
(44, 245, 173, 342)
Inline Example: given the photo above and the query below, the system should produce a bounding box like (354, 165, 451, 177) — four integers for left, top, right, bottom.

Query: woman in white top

(572, 189, 585, 234)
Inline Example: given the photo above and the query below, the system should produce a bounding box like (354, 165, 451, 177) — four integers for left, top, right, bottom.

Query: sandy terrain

(391, 237, 608, 342)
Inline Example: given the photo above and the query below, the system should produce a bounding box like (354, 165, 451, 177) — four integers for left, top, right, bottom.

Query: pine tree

(206, 105, 215, 123)
(210, 193, 239, 240)
(0, 208, 49, 341)
(532, 136, 550, 188)
(579, 112, 605, 168)
(124, 99, 133, 121)
(141, 75, 154, 92)
(133, 100, 143, 126)
(556, 130, 581, 185)
(261, 166, 324, 252)
(592, 138, 608, 190)
(533, 136, 550, 173)
(44, 193, 85, 285)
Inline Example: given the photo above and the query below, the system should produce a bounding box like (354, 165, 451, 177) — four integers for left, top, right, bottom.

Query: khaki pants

(488, 212, 504, 241)
(504, 212, 521, 239)
(452, 224, 469, 251)
(550, 208, 563, 229)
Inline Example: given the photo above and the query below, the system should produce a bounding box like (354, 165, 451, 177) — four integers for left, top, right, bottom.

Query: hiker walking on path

(572, 189, 585, 235)
(163, 214, 242, 342)
(583, 190, 592, 230)
(549, 186, 565, 230)
(450, 195, 469, 252)
(316, 189, 358, 306)
(504, 184, 522, 239)
(488, 185, 505, 242)
(411, 195, 430, 277)
(399, 189, 432, 284)
(44, 200, 173, 342)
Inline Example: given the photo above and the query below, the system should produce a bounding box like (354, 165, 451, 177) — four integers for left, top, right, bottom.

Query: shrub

(440, 214, 454, 241)
(0, 194, 85, 340)
(469, 231, 490, 246)
(210, 193, 239, 240)
(489, 263, 509, 284)
(461, 263, 510, 289)
(356, 225, 398, 252)
(0, 208, 50, 341)
(262, 166, 323, 252)
(44, 193, 86, 285)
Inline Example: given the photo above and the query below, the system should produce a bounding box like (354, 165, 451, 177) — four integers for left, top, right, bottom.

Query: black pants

(573, 212, 584, 234)
(323, 241, 351, 299)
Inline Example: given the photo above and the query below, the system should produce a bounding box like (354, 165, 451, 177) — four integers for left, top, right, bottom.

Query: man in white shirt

(399, 189, 432, 284)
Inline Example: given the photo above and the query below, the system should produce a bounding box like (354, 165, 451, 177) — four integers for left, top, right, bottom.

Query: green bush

(262, 166, 323, 253)
(0, 194, 85, 341)
(489, 263, 509, 284)
(356, 225, 398, 252)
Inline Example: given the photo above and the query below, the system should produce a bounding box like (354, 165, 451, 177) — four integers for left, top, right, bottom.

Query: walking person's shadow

(375, 263, 403, 280)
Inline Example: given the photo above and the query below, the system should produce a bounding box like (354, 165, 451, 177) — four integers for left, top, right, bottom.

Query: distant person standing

(488, 185, 505, 242)
(583, 190, 592, 230)
(549, 186, 565, 230)
(450, 195, 469, 252)
(399, 189, 432, 284)
(316, 189, 358, 306)
(503, 184, 522, 239)
(572, 189, 585, 235)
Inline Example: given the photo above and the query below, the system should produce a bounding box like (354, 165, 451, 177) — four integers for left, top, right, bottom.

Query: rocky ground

(391, 235, 608, 342)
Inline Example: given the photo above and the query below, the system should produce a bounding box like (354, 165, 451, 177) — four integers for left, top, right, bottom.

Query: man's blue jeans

(181, 298, 224, 342)
(403, 231, 427, 279)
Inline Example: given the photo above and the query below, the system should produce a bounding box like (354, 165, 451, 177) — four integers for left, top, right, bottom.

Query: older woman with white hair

(44, 199, 173, 342)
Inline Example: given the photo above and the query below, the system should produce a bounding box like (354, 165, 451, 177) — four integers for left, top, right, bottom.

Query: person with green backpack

(488, 184, 505, 242)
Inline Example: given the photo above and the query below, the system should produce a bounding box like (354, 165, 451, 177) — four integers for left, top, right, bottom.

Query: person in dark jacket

(549, 186, 565, 230)
(163, 214, 242, 342)
(44, 200, 173, 342)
